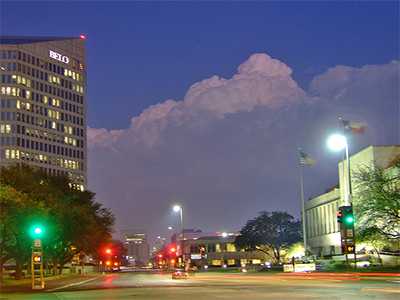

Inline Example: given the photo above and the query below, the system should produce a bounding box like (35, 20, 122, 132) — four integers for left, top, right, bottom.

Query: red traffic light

(105, 248, 112, 255)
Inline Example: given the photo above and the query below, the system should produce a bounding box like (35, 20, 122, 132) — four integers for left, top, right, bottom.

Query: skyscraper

(0, 36, 87, 189)
(124, 233, 150, 266)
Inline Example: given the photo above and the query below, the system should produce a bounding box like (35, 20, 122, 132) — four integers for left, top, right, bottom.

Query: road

(1, 271, 399, 300)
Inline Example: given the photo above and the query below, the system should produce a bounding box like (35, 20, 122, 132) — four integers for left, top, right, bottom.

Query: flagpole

(299, 158, 307, 256)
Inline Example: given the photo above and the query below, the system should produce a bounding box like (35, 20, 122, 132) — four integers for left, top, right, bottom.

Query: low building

(305, 145, 400, 257)
(173, 230, 267, 268)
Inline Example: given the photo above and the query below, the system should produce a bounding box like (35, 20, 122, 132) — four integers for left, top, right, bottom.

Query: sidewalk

(0, 273, 101, 293)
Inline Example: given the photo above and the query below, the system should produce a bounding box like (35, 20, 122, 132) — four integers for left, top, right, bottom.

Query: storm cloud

(87, 53, 399, 239)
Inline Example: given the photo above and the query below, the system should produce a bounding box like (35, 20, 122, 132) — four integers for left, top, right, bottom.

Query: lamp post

(172, 205, 184, 268)
(326, 133, 351, 205)
(326, 133, 357, 268)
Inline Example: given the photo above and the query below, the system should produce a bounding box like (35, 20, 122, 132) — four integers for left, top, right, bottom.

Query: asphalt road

(1, 271, 399, 300)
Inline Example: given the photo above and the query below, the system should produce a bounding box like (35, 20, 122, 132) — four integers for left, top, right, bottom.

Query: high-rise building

(0, 36, 87, 189)
(124, 233, 150, 266)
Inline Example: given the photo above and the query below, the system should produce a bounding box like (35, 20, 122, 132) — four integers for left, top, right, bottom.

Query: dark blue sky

(2, 1, 398, 129)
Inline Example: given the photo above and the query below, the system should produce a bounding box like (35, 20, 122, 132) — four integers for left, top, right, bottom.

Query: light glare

(173, 205, 181, 213)
(327, 133, 347, 152)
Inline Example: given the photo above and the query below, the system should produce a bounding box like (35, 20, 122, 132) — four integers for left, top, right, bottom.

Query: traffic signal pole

(31, 239, 44, 289)
(338, 206, 356, 269)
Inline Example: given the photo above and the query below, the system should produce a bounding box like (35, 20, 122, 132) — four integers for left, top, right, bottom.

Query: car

(172, 269, 189, 279)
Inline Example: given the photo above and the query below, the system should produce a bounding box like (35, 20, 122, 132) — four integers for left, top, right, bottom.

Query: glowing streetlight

(168, 226, 173, 230)
(326, 133, 347, 152)
(173, 205, 182, 213)
(221, 232, 228, 238)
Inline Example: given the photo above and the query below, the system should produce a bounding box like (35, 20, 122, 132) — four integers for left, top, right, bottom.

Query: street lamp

(173, 205, 181, 213)
(326, 133, 351, 205)
(172, 204, 184, 267)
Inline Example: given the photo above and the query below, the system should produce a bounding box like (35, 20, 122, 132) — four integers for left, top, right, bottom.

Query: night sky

(2, 1, 399, 241)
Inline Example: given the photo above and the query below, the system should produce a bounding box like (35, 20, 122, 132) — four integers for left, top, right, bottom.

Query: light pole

(326, 133, 351, 205)
(172, 205, 184, 268)
(326, 132, 357, 268)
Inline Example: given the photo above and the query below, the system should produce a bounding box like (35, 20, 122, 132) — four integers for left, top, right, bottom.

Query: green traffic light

(344, 215, 354, 224)
(30, 225, 45, 238)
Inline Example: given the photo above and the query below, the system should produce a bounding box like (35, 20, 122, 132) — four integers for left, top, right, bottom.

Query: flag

(299, 150, 316, 166)
(341, 119, 367, 134)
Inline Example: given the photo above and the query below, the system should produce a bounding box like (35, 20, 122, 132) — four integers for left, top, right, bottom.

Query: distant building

(173, 230, 267, 268)
(0, 36, 87, 189)
(305, 145, 400, 257)
(124, 233, 150, 266)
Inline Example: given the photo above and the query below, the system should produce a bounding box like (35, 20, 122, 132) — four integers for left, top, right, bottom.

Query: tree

(357, 227, 388, 264)
(0, 164, 115, 277)
(235, 211, 302, 264)
(0, 184, 47, 280)
(353, 160, 400, 241)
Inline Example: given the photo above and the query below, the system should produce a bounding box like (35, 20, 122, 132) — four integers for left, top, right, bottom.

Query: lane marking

(47, 277, 99, 292)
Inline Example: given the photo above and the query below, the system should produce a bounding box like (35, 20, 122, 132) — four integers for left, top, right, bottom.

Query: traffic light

(105, 248, 112, 255)
(169, 246, 176, 255)
(337, 206, 355, 227)
(29, 224, 45, 239)
(32, 254, 42, 263)
(337, 209, 343, 223)
(338, 205, 356, 255)
(342, 206, 355, 228)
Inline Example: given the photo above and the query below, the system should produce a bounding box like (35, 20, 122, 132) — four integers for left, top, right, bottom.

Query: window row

(0, 112, 85, 142)
(1, 66, 84, 96)
(1, 63, 85, 104)
(4, 148, 83, 171)
(21, 125, 84, 148)
(0, 96, 85, 127)
(0, 123, 11, 134)
(14, 136, 84, 160)
(0, 74, 31, 87)
(189, 243, 237, 253)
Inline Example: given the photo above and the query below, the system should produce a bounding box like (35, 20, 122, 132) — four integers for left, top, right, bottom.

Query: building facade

(305, 145, 400, 256)
(185, 233, 267, 268)
(0, 36, 87, 189)
(170, 230, 267, 268)
(124, 233, 150, 266)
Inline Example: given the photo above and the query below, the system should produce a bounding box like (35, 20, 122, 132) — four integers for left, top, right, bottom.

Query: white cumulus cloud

(87, 53, 399, 240)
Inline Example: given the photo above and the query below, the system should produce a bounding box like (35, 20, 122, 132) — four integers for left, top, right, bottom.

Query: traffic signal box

(337, 206, 355, 254)
(31, 250, 44, 289)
